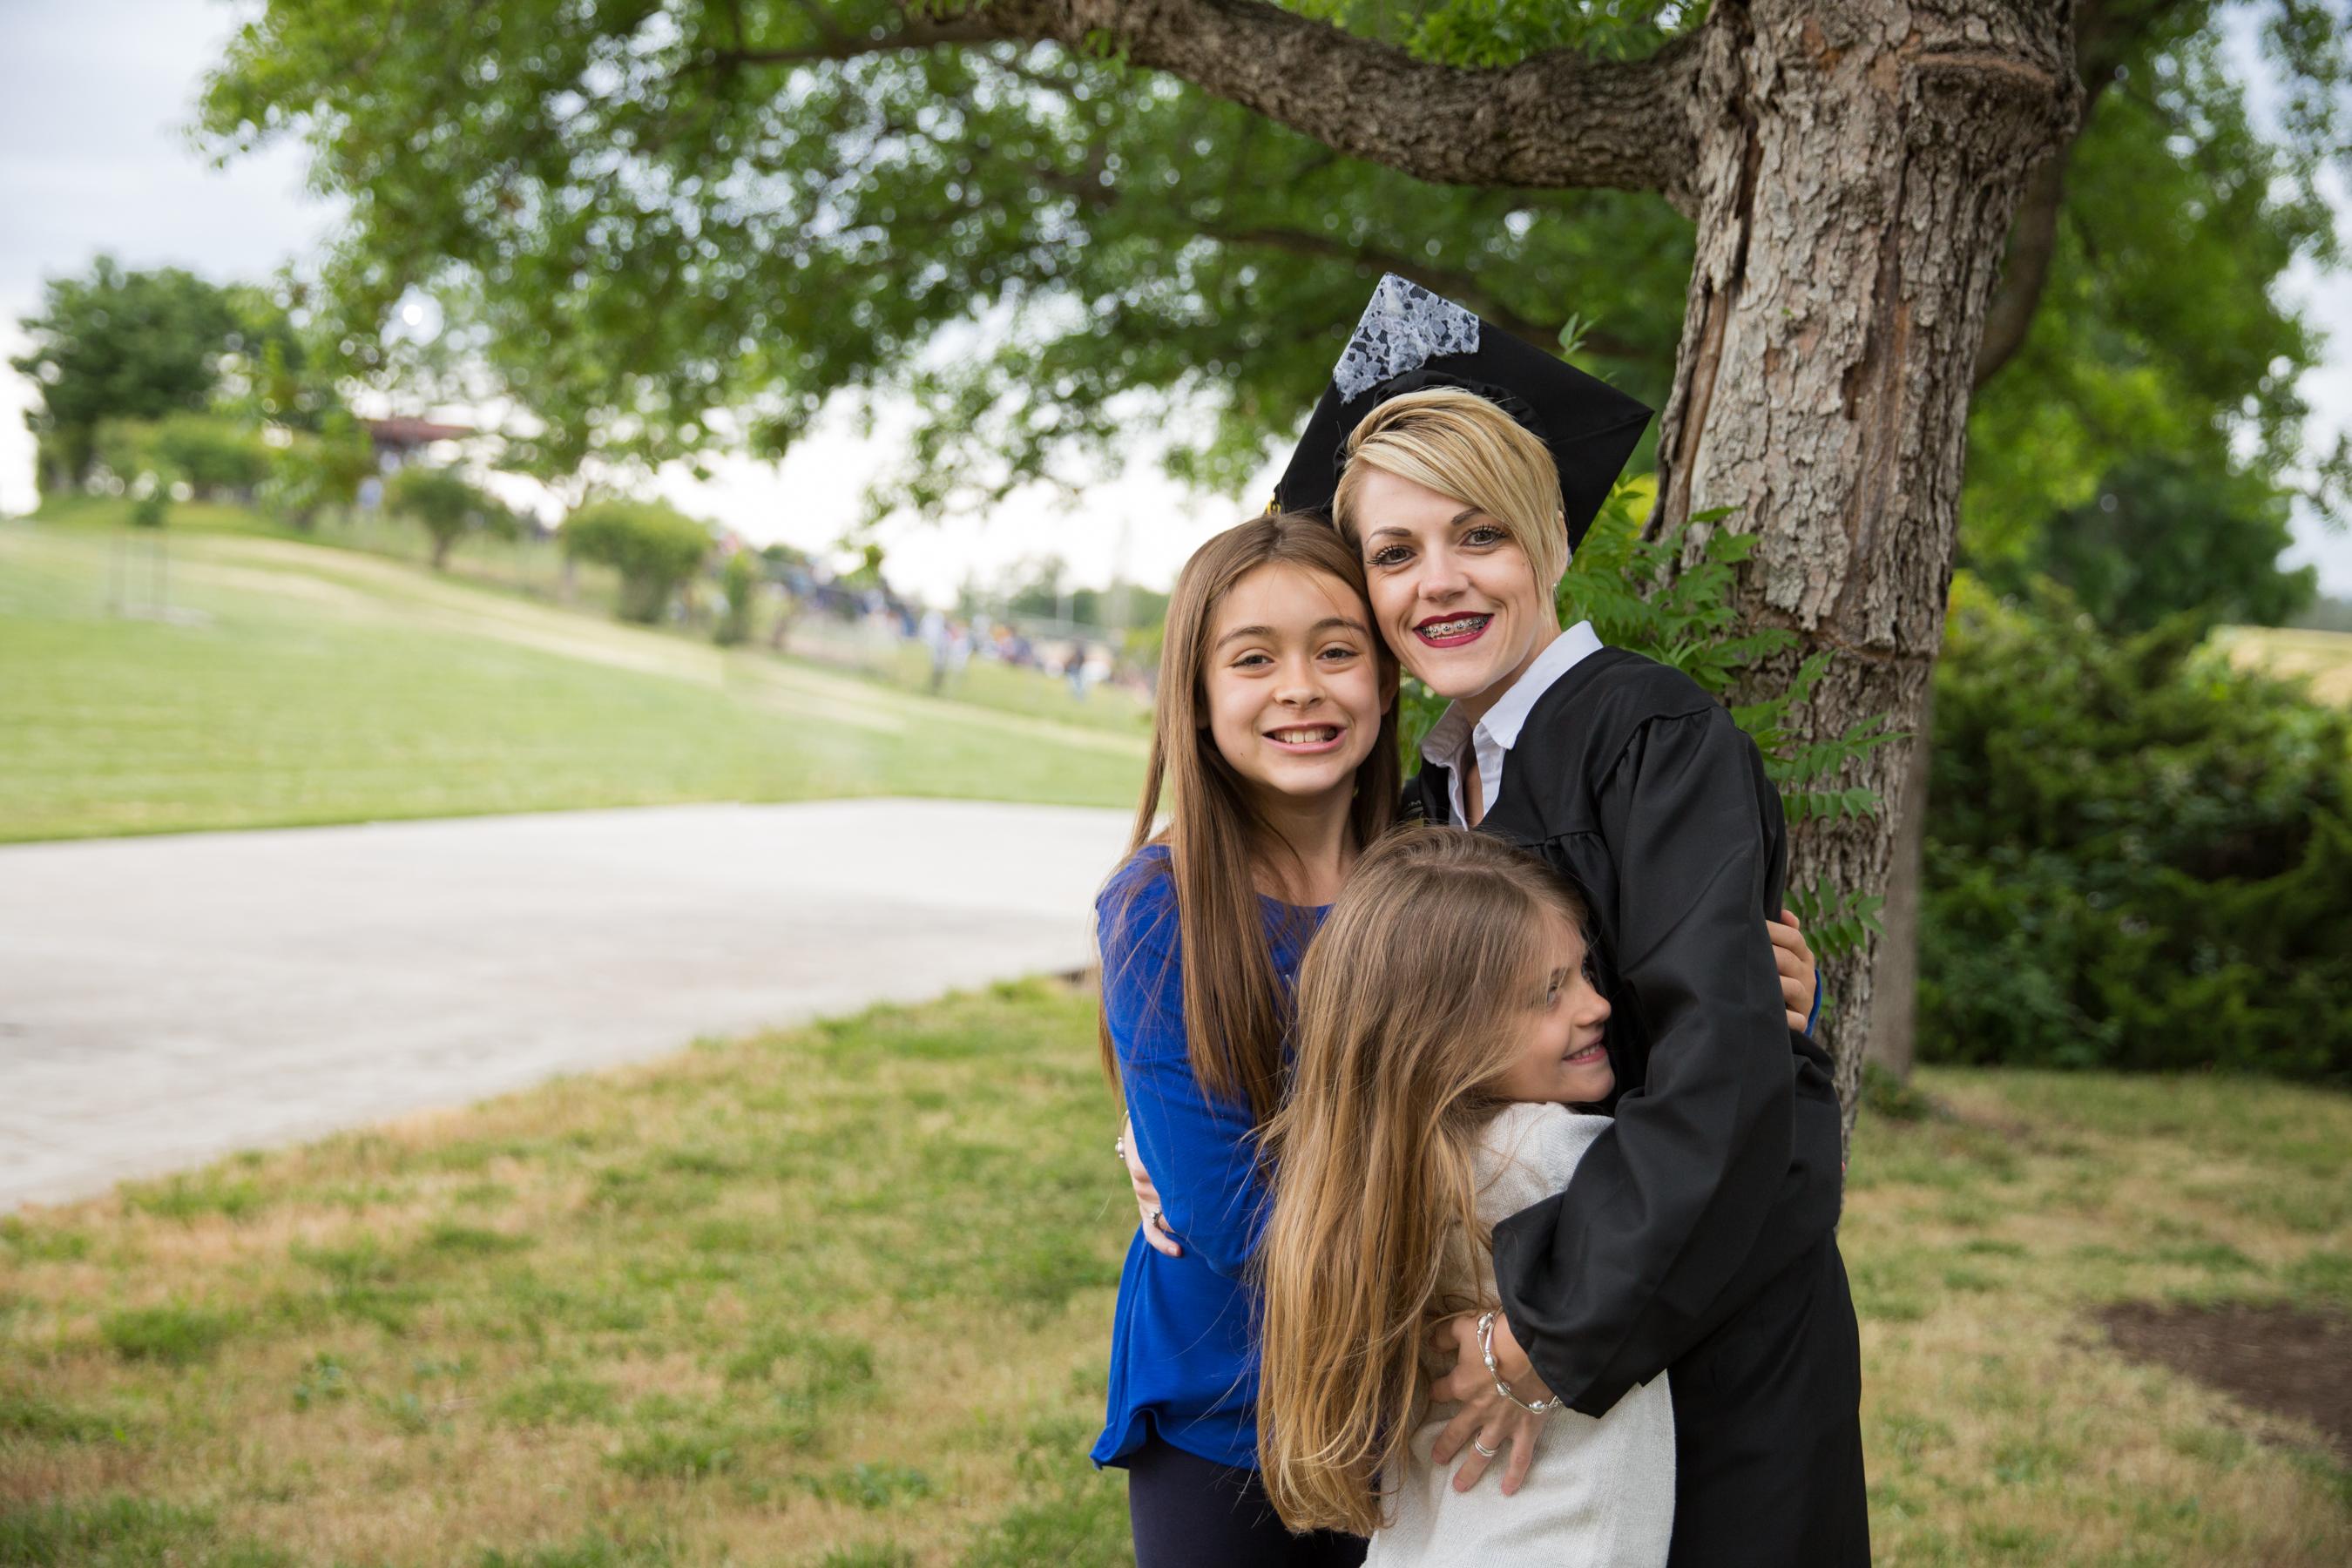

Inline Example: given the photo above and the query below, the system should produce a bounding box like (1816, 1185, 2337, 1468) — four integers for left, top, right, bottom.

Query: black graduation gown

(1410, 645, 1867, 1566)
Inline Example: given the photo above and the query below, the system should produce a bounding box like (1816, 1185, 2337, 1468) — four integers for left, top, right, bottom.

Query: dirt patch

(2099, 1301, 2352, 1460)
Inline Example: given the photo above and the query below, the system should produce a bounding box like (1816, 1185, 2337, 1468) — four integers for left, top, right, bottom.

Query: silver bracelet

(1477, 1309, 1559, 1416)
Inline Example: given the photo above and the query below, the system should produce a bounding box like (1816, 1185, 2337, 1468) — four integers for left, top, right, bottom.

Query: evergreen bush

(1920, 575, 2352, 1080)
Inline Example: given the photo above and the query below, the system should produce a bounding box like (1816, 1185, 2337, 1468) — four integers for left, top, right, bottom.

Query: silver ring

(1146, 1207, 1161, 1227)
(1114, 1132, 1126, 1160)
(1472, 1436, 1500, 1458)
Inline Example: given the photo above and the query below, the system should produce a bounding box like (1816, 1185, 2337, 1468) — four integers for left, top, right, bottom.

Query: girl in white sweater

(1257, 827, 1673, 1565)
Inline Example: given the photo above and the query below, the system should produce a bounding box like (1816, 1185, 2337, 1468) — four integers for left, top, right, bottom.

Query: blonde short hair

(1330, 386, 1567, 591)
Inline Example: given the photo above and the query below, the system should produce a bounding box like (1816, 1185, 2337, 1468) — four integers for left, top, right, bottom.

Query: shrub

(1919, 575, 2352, 1079)
(560, 500, 713, 624)
(386, 465, 504, 570)
(714, 547, 758, 645)
(264, 413, 375, 529)
(149, 412, 270, 497)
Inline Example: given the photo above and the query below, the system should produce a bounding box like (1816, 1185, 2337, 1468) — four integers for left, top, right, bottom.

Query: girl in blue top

(1092, 513, 1817, 1567)
(1093, 512, 1395, 1567)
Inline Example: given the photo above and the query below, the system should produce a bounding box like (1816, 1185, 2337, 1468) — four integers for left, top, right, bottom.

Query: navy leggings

(1125, 1437, 1368, 1568)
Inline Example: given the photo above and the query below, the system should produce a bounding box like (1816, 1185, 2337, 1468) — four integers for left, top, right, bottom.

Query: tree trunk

(1646, 0, 2078, 1151)
(1865, 692, 1933, 1081)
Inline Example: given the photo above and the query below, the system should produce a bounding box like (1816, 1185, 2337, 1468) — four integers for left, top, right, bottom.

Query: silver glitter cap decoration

(1331, 274, 1481, 402)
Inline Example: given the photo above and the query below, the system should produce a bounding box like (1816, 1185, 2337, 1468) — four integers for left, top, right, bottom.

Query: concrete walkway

(0, 799, 1134, 1211)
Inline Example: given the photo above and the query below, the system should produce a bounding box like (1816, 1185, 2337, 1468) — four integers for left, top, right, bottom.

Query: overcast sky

(4, 0, 2347, 600)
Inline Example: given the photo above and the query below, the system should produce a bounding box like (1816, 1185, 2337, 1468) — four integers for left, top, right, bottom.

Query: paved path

(0, 800, 1133, 1211)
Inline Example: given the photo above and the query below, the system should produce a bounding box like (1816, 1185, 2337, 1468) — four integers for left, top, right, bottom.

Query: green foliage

(199, 0, 2349, 552)
(1921, 574, 2352, 1079)
(92, 412, 275, 513)
(148, 414, 272, 497)
(386, 464, 505, 569)
(1977, 445, 2317, 637)
(10, 256, 244, 488)
(264, 412, 375, 528)
(107, 437, 174, 530)
(714, 547, 758, 645)
(559, 499, 713, 624)
(1960, 10, 2349, 598)
(199, 1, 1693, 498)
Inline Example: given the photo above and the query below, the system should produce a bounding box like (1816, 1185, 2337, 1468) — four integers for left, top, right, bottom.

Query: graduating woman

(1264, 274, 1867, 1565)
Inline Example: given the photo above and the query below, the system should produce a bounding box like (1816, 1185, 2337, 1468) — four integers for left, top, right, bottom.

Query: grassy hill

(2218, 625, 2352, 707)
(0, 511, 1148, 842)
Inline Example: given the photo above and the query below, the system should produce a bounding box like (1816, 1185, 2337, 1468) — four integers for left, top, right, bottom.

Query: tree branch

(1974, 0, 2191, 387)
(719, 0, 1701, 195)
(1972, 147, 2065, 386)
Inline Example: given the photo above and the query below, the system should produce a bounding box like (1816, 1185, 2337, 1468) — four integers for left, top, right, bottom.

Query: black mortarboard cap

(1272, 274, 1653, 551)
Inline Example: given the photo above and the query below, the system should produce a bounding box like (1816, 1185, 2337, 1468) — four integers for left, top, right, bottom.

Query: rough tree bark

(1866, 693, 1933, 1080)
(1646, 0, 2078, 1144)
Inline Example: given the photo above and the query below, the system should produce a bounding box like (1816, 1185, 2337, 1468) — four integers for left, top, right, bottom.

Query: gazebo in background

(362, 416, 472, 475)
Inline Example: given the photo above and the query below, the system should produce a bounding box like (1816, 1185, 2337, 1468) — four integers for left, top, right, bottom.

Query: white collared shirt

(1419, 620, 1605, 827)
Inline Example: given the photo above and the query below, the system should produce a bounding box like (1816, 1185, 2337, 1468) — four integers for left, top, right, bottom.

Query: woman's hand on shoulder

(1767, 908, 1815, 1032)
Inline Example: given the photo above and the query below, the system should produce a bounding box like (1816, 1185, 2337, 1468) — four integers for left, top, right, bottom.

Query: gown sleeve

(1098, 871, 1270, 1282)
(1489, 706, 1807, 1416)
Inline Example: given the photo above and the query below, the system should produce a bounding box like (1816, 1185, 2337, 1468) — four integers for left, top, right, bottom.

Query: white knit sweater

(1365, 1102, 1676, 1567)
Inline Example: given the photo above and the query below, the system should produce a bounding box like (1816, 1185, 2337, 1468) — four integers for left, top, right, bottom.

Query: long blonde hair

(1332, 386, 1568, 592)
(1100, 513, 1402, 1129)
(1257, 827, 1591, 1537)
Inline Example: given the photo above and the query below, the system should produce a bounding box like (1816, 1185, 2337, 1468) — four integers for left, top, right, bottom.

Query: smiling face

(1350, 465, 1562, 714)
(1200, 564, 1391, 815)
(1492, 907, 1615, 1105)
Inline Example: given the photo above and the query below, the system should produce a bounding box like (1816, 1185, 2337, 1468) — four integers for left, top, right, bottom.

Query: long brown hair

(1100, 512, 1401, 1130)
(1256, 827, 1591, 1537)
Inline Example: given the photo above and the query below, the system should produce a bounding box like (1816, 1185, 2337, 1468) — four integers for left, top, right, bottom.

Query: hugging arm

(1490, 707, 1829, 1416)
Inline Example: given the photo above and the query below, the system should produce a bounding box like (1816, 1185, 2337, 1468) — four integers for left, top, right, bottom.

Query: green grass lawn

(0, 517, 1146, 841)
(30, 494, 1159, 740)
(2, 980, 2346, 1565)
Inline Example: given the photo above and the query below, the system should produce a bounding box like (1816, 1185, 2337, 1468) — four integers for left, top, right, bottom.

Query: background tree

(561, 498, 713, 623)
(264, 412, 377, 531)
(12, 258, 244, 490)
(386, 464, 507, 569)
(148, 413, 274, 502)
(204, 0, 2352, 1134)
(715, 547, 760, 645)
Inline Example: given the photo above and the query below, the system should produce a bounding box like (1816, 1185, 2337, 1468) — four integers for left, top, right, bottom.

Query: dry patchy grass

(2217, 625, 2352, 707)
(1, 978, 1129, 1566)
(3, 988, 2348, 1565)
(1846, 1068, 2352, 1565)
